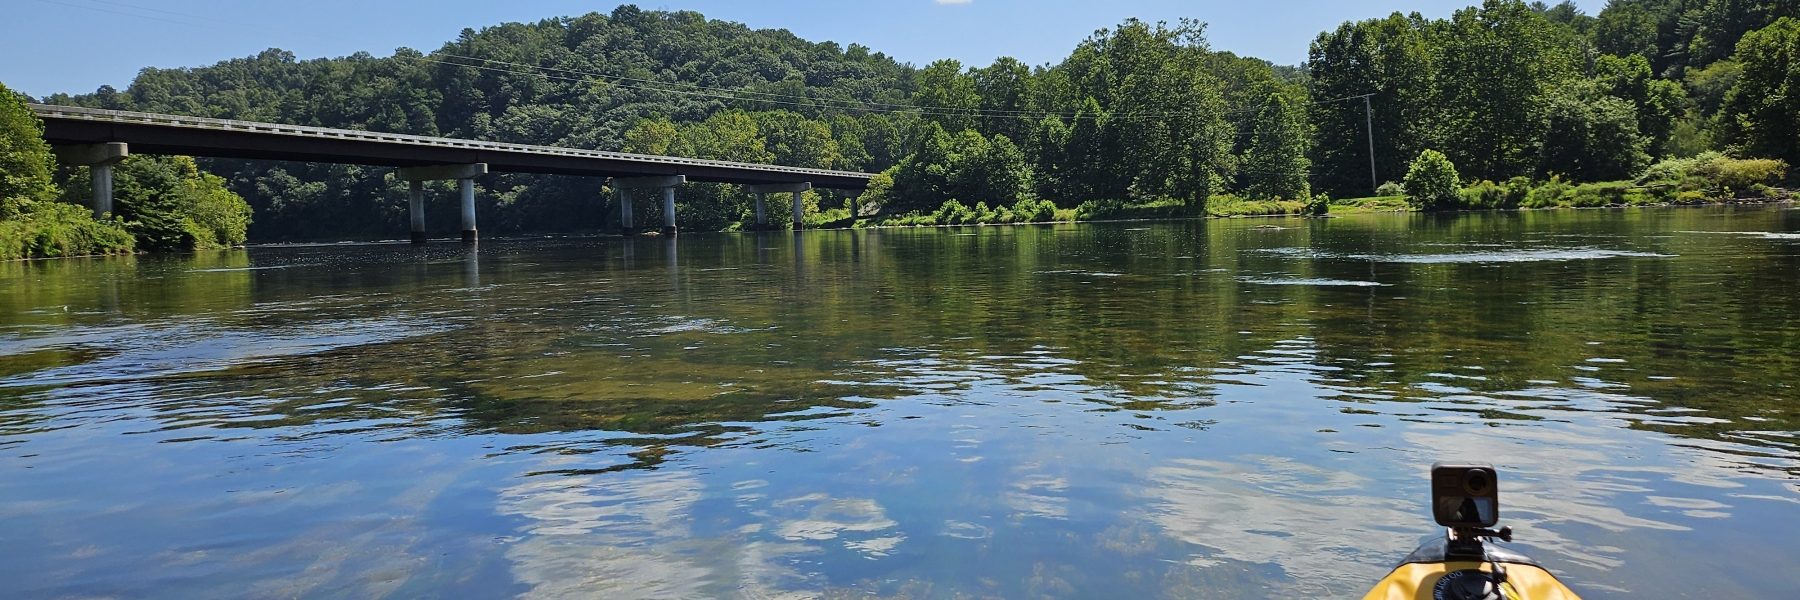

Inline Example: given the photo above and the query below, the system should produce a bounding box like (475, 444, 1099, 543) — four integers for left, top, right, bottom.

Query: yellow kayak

(1362, 533, 1580, 600)
(1367, 463, 1581, 599)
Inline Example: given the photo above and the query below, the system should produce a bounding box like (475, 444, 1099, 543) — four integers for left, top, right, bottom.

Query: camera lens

(1464, 470, 1492, 495)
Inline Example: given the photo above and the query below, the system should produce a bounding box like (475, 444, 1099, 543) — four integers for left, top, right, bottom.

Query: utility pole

(1363, 94, 1377, 194)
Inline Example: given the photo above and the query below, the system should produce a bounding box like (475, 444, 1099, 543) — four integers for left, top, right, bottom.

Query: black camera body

(1431, 463, 1499, 528)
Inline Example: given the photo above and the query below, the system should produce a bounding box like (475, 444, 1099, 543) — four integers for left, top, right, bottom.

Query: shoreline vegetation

(5, 2, 1798, 256)
(807, 150, 1790, 231)
(1, 82, 251, 261)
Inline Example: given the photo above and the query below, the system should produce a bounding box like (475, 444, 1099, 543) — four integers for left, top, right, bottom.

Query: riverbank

(796, 191, 1791, 232)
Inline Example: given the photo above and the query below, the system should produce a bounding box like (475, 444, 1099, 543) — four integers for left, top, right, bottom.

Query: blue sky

(3, 0, 1605, 98)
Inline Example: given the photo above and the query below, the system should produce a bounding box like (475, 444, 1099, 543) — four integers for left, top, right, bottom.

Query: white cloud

(936, 0, 973, 5)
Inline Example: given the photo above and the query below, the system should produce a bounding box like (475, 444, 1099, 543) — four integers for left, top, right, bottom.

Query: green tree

(854, 170, 894, 215)
(914, 59, 979, 133)
(1590, 0, 1794, 74)
(1685, 59, 1744, 116)
(1029, 115, 1073, 204)
(1404, 149, 1462, 211)
(1437, 0, 1583, 181)
(1591, 0, 1681, 70)
(1307, 12, 1439, 196)
(957, 133, 1032, 205)
(1594, 53, 1686, 156)
(683, 110, 773, 163)
(97, 155, 253, 251)
(0, 81, 135, 259)
(620, 117, 682, 155)
(971, 57, 1034, 144)
(1536, 85, 1653, 181)
(752, 111, 841, 169)
(0, 82, 57, 218)
(1719, 17, 1800, 170)
(1040, 19, 1233, 210)
(888, 124, 1033, 211)
(1240, 93, 1311, 200)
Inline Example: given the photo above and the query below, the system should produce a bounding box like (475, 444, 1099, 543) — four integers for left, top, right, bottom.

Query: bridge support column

(754, 193, 767, 227)
(408, 181, 426, 244)
(52, 143, 129, 219)
(611, 175, 686, 236)
(458, 178, 477, 243)
(747, 182, 812, 231)
(91, 164, 115, 219)
(397, 163, 487, 244)
(617, 188, 633, 235)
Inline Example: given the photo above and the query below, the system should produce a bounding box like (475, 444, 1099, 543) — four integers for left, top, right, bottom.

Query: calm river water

(2, 206, 1797, 598)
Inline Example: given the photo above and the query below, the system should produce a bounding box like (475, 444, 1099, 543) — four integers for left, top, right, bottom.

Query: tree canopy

(16, 1, 1792, 243)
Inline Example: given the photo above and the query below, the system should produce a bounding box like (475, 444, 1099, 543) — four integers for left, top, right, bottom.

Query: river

(2, 206, 1796, 598)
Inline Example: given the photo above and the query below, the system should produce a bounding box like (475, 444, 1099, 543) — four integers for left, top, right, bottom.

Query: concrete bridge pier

(458, 178, 477, 243)
(611, 175, 686, 235)
(407, 182, 426, 244)
(52, 143, 128, 219)
(397, 163, 488, 244)
(615, 188, 633, 235)
(661, 186, 678, 235)
(747, 182, 811, 231)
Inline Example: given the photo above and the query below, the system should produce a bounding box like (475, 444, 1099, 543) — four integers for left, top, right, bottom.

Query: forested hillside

(21, 0, 1799, 242)
(1308, 0, 1795, 196)
(42, 6, 919, 239)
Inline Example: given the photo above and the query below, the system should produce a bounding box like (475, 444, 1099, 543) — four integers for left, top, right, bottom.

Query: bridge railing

(30, 104, 872, 180)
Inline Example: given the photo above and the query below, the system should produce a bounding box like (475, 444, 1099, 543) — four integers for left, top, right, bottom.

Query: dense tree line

(1309, 0, 1796, 197)
(863, 19, 1310, 217)
(12, 1, 1797, 245)
(33, 7, 1311, 239)
(43, 6, 920, 240)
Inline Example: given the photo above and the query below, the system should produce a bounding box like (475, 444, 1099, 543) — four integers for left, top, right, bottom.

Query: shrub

(1011, 198, 1057, 222)
(1072, 198, 1188, 220)
(970, 201, 996, 224)
(1375, 181, 1405, 197)
(993, 206, 1017, 224)
(1209, 194, 1306, 217)
(1708, 158, 1786, 196)
(1637, 152, 1788, 199)
(1459, 180, 1504, 209)
(1403, 150, 1461, 211)
(886, 210, 938, 226)
(1521, 176, 1573, 208)
(0, 201, 135, 260)
(932, 199, 981, 225)
(1073, 199, 1127, 221)
(1565, 181, 1633, 207)
(1305, 193, 1330, 216)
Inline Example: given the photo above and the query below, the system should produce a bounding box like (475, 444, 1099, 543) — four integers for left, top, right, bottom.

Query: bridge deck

(31, 104, 872, 189)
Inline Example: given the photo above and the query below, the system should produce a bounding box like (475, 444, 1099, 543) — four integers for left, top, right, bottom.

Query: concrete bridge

(32, 104, 873, 241)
